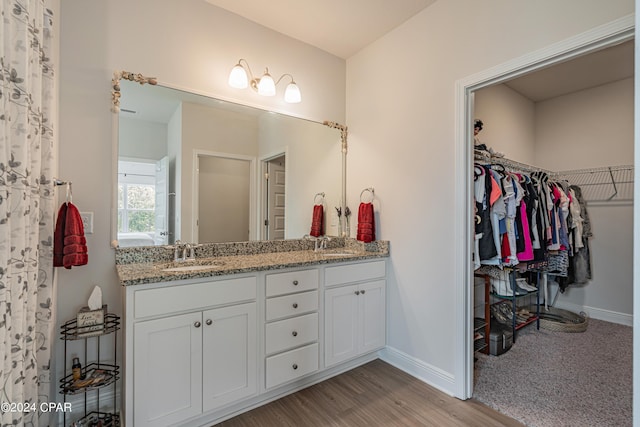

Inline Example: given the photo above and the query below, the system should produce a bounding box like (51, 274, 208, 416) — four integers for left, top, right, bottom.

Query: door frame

(258, 149, 288, 240)
(192, 149, 257, 243)
(453, 15, 635, 399)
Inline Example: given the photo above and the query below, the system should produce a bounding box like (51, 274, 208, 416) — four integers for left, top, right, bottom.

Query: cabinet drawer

(134, 276, 257, 319)
(265, 313, 318, 355)
(325, 260, 386, 287)
(266, 290, 318, 321)
(265, 343, 319, 389)
(266, 269, 318, 297)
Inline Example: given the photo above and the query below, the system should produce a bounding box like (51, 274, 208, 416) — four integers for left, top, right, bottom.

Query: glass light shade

(284, 82, 301, 103)
(257, 72, 276, 96)
(228, 64, 248, 89)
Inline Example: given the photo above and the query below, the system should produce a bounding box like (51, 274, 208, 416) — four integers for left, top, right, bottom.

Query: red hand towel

(310, 204, 324, 237)
(356, 202, 375, 243)
(53, 203, 68, 267)
(62, 202, 88, 269)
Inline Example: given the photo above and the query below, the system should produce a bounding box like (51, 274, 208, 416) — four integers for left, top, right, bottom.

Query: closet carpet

(473, 318, 632, 427)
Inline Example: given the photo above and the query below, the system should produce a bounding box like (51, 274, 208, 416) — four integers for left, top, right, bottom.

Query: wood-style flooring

(217, 359, 523, 427)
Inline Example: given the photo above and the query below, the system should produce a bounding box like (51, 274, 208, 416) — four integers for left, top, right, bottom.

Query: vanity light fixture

(228, 59, 301, 103)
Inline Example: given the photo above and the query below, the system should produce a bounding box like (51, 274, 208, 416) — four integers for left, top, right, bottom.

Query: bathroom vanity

(117, 239, 388, 427)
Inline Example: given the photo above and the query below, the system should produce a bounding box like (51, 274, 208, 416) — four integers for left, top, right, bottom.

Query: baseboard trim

(378, 346, 456, 397)
(551, 301, 633, 326)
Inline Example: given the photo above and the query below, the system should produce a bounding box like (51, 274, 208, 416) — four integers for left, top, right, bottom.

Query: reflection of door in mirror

(117, 159, 168, 247)
(197, 153, 252, 243)
(265, 155, 286, 240)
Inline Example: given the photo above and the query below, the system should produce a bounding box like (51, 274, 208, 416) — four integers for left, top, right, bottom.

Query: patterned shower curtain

(0, 1, 56, 426)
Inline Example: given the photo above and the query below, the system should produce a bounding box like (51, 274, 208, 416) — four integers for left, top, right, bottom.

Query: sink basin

(162, 264, 223, 272)
(320, 250, 359, 257)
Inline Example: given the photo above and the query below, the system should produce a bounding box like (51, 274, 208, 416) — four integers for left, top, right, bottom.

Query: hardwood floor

(217, 359, 523, 427)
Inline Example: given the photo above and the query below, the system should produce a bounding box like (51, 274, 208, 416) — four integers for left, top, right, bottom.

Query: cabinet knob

(361, 290, 366, 295)
(292, 363, 298, 370)
(355, 290, 360, 295)
(292, 331, 298, 337)
(205, 319, 213, 326)
(194, 321, 201, 328)
(293, 280, 299, 286)
(292, 303, 298, 309)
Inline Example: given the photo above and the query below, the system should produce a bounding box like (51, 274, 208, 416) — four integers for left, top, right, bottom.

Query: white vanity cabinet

(122, 256, 387, 427)
(264, 268, 320, 389)
(125, 276, 258, 427)
(324, 260, 386, 367)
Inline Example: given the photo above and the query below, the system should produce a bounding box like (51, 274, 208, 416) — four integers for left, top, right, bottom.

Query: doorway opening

(260, 153, 287, 240)
(455, 16, 634, 399)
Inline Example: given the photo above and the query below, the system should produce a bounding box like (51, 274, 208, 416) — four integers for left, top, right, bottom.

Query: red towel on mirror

(54, 202, 88, 269)
(310, 204, 324, 237)
(356, 202, 375, 243)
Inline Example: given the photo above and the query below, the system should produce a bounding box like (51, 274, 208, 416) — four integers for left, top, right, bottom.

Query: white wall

(180, 102, 259, 242)
(258, 115, 343, 238)
(58, 0, 345, 398)
(535, 78, 634, 323)
(118, 117, 168, 160)
(473, 84, 536, 163)
(346, 0, 634, 395)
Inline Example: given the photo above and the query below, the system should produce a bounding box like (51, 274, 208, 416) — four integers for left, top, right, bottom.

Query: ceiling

(204, 0, 437, 59)
(503, 40, 634, 102)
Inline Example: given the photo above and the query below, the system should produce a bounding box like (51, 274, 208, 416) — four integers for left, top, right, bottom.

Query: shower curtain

(0, 1, 56, 425)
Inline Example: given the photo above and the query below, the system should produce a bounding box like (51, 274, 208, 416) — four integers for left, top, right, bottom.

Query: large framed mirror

(112, 74, 345, 247)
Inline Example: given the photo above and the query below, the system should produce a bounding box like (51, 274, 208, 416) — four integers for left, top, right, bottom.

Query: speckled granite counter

(116, 238, 389, 286)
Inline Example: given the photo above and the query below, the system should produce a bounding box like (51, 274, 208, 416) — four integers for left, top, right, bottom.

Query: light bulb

(228, 64, 248, 89)
(257, 70, 276, 96)
(284, 82, 301, 103)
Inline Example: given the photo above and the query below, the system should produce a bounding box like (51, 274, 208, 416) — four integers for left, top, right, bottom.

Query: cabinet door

(359, 280, 386, 354)
(324, 284, 359, 367)
(134, 312, 203, 427)
(202, 302, 257, 412)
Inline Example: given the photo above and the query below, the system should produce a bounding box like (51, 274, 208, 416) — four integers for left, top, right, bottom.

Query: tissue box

(77, 305, 107, 335)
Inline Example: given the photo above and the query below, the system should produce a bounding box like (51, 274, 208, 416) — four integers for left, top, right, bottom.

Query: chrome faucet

(319, 236, 331, 250)
(174, 241, 196, 262)
(304, 235, 331, 252)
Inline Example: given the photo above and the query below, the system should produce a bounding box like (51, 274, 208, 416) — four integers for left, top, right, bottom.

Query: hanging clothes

(473, 160, 591, 286)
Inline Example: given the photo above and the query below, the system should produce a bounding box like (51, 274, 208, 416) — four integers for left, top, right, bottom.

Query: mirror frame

(110, 70, 348, 248)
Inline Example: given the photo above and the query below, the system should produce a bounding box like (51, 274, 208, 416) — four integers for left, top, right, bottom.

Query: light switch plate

(80, 212, 94, 234)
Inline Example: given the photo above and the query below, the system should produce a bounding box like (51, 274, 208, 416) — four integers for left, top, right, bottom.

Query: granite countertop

(116, 240, 389, 286)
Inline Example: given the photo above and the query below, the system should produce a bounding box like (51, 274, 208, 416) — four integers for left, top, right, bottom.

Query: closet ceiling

(504, 40, 634, 102)
(204, 0, 436, 59)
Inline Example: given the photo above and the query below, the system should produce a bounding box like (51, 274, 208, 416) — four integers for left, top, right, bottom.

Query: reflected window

(118, 160, 156, 235)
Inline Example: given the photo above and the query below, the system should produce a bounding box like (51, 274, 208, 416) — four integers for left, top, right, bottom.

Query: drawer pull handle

(293, 280, 299, 286)
(205, 319, 213, 326)
(194, 321, 201, 328)
(292, 363, 298, 370)
(292, 331, 298, 337)
(355, 290, 360, 295)
(361, 290, 366, 295)
(292, 303, 298, 309)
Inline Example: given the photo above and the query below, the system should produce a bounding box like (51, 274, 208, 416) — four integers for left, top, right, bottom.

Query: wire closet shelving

(474, 151, 634, 203)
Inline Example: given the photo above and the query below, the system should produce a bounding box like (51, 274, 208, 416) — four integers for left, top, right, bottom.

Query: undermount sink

(320, 250, 359, 257)
(162, 263, 223, 272)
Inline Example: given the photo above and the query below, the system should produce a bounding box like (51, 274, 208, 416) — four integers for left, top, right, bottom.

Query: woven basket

(528, 306, 589, 333)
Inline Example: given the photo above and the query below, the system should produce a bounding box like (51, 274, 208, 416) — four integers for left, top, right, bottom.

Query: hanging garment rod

(475, 151, 634, 202)
(474, 150, 554, 174)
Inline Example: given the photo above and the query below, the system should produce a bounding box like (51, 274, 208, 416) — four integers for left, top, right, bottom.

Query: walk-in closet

(469, 39, 634, 427)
